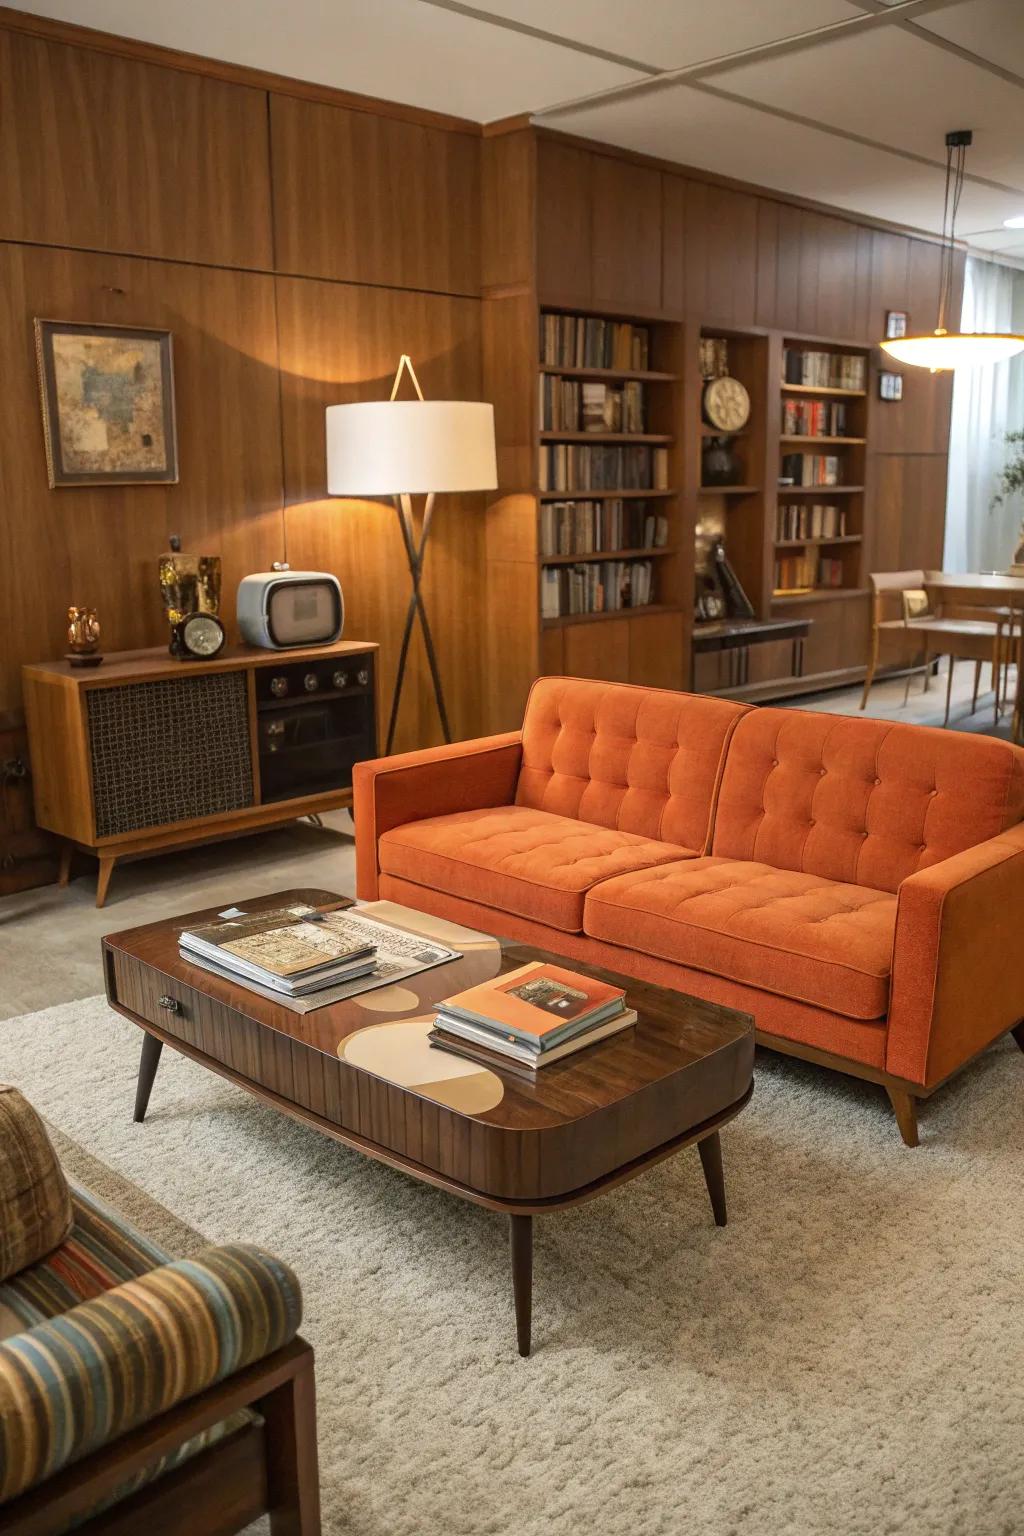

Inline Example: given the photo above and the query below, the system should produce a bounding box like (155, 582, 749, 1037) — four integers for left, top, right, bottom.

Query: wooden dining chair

(861, 570, 1005, 726)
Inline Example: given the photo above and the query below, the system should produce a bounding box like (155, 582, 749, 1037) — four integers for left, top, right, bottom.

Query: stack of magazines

(429, 962, 636, 1070)
(179, 907, 378, 997)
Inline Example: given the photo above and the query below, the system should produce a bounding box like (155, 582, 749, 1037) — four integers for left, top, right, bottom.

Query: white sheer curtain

(944, 256, 1024, 571)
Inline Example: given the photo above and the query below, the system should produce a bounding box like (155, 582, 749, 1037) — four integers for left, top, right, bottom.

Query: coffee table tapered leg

(509, 1214, 533, 1357)
(698, 1130, 727, 1226)
(134, 1033, 163, 1122)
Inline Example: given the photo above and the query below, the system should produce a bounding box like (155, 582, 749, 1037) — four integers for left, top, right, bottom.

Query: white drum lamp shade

(326, 400, 497, 496)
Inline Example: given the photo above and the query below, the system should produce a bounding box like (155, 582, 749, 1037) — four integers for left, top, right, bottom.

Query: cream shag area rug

(2, 997, 1023, 1536)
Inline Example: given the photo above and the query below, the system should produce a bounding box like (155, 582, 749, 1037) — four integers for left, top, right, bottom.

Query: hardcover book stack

(776, 503, 847, 540)
(781, 399, 849, 436)
(539, 499, 668, 557)
(430, 962, 636, 1071)
(540, 313, 650, 371)
(540, 375, 646, 434)
(539, 443, 669, 492)
(773, 553, 845, 592)
(782, 349, 866, 390)
(780, 453, 841, 488)
(541, 559, 655, 619)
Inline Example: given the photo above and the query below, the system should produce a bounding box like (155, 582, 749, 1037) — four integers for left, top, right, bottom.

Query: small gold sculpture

(66, 606, 103, 667)
(158, 535, 222, 647)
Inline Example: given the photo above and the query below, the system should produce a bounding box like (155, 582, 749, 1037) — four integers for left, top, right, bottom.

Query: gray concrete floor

(0, 657, 1014, 1022)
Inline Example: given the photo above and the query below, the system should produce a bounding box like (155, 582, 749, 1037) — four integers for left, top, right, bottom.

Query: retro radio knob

(332, 669, 349, 690)
(304, 673, 319, 693)
(356, 668, 369, 687)
(270, 676, 288, 698)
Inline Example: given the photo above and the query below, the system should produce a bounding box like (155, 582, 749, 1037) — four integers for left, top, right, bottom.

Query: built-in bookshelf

(536, 309, 684, 628)
(771, 340, 869, 601)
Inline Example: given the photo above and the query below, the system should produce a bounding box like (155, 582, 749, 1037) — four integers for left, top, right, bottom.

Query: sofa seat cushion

(585, 857, 897, 1019)
(378, 805, 694, 933)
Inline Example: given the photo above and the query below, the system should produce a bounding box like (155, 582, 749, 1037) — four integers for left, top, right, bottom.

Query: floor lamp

(326, 356, 497, 752)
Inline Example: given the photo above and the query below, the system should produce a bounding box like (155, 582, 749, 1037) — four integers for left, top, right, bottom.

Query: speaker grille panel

(87, 672, 254, 839)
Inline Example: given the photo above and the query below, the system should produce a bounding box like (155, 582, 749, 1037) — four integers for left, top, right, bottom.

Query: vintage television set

(237, 570, 344, 650)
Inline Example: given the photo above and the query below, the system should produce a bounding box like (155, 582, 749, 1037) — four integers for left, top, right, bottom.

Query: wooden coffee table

(103, 890, 754, 1356)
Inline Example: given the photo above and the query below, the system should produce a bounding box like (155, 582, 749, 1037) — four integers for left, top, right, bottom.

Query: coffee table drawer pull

(158, 995, 181, 1014)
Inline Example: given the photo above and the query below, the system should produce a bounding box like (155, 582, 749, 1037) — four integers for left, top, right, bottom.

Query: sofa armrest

(886, 822, 1024, 1086)
(353, 732, 523, 900)
(0, 1243, 301, 1504)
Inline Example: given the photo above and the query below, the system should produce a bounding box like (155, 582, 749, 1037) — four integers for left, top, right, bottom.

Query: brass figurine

(66, 605, 103, 667)
(158, 535, 222, 652)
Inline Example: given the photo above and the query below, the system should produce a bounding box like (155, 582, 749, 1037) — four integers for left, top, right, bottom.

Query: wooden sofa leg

(886, 1087, 920, 1148)
(1011, 1020, 1024, 1054)
(261, 1351, 321, 1536)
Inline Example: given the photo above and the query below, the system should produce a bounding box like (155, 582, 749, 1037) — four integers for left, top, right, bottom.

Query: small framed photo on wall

(35, 319, 178, 487)
(879, 371, 904, 402)
(885, 310, 908, 340)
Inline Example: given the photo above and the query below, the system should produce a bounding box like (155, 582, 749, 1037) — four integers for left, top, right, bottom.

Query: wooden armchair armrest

(887, 823, 1024, 1086)
(0, 1244, 302, 1505)
(353, 732, 523, 899)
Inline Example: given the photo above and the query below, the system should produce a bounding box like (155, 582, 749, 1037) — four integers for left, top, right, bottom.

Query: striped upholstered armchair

(0, 1084, 320, 1534)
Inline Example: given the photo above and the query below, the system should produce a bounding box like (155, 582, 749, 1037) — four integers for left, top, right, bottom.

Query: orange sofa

(354, 677, 1024, 1145)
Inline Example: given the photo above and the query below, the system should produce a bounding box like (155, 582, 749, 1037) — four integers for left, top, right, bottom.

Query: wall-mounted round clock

(703, 376, 751, 433)
(172, 612, 226, 661)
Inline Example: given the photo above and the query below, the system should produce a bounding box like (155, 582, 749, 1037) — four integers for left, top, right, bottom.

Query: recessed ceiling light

(1004, 216, 1024, 229)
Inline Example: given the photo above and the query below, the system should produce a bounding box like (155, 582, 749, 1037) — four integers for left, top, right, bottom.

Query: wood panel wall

(0, 13, 959, 890)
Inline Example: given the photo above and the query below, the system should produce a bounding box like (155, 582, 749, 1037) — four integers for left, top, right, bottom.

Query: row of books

(539, 374, 646, 434)
(541, 560, 656, 619)
(774, 553, 847, 591)
(783, 349, 866, 390)
(776, 503, 848, 541)
(430, 962, 636, 1072)
(540, 500, 668, 557)
(780, 453, 842, 488)
(540, 312, 651, 372)
(780, 398, 850, 437)
(540, 443, 669, 492)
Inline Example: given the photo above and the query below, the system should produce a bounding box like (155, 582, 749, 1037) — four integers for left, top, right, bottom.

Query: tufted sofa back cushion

(711, 707, 1024, 893)
(516, 678, 750, 852)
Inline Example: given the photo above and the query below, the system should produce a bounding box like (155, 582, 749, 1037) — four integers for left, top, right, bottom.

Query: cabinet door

(592, 157, 663, 313)
(536, 139, 593, 306)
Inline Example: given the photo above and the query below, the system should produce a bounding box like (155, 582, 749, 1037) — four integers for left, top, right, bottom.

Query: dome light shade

(881, 330, 1024, 370)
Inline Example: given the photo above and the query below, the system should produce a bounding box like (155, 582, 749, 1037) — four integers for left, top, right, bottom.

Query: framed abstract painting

(34, 319, 179, 487)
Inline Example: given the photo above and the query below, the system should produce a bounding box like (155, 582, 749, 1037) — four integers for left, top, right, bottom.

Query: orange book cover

(441, 961, 625, 1046)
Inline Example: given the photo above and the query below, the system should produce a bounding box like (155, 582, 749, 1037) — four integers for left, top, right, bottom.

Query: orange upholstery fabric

(584, 858, 896, 1020)
(378, 873, 888, 1069)
(378, 805, 692, 932)
(516, 678, 748, 852)
(353, 733, 522, 900)
(887, 822, 1024, 1086)
(712, 708, 1024, 894)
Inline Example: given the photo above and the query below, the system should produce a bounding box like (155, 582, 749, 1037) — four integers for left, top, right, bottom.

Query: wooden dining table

(924, 572, 1024, 740)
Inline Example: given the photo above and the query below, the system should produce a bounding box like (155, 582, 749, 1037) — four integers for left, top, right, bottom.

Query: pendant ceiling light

(880, 130, 1024, 371)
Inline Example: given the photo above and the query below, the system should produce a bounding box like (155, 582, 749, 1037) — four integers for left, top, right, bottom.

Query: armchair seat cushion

(585, 857, 897, 1020)
(378, 805, 694, 932)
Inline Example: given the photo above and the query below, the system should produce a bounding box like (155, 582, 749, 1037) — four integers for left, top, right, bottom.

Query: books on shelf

(773, 553, 846, 592)
(780, 453, 841, 488)
(539, 442, 669, 492)
(540, 312, 650, 371)
(539, 499, 668, 557)
(782, 348, 866, 390)
(429, 960, 636, 1070)
(541, 559, 655, 619)
(776, 503, 847, 541)
(539, 374, 646, 434)
(780, 398, 849, 437)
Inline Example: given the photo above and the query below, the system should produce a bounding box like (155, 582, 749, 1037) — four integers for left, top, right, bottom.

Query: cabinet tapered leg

(509, 1214, 533, 1358)
(96, 855, 116, 908)
(134, 1032, 163, 1122)
(697, 1130, 727, 1227)
(58, 842, 73, 888)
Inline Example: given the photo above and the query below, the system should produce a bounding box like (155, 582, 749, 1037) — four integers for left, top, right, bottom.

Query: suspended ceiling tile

(913, 0, 1024, 81)
(457, 0, 859, 71)
(708, 26, 1024, 188)
(542, 80, 1024, 237)
(8, 0, 646, 120)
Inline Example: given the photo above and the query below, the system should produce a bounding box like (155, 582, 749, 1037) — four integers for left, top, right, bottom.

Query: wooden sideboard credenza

(22, 641, 379, 906)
